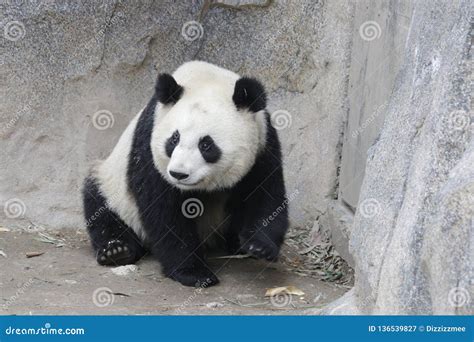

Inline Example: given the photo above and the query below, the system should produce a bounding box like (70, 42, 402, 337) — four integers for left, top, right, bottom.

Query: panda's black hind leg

(83, 176, 146, 266)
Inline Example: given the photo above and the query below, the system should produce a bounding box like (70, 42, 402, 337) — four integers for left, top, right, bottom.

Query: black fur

(82, 177, 146, 266)
(83, 78, 288, 288)
(155, 73, 183, 105)
(225, 114, 288, 261)
(232, 77, 267, 112)
(199, 135, 221, 163)
(165, 130, 180, 157)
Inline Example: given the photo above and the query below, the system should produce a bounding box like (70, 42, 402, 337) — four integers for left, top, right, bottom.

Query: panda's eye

(165, 130, 180, 157)
(170, 131, 180, 145)
(199, 136, 221, 163)
(200, 141, 211, 151)
(199, 137, 213, 151)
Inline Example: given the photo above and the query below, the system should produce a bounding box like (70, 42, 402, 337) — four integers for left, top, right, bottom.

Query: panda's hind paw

(96, 240, 135, 266)
(169, 266, 219, 288)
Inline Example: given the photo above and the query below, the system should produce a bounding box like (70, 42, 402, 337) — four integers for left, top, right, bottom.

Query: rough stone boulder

(331, 0, 473, 315)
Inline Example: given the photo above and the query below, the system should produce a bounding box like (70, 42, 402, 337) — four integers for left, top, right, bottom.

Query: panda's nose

(169, 170, 189, 181)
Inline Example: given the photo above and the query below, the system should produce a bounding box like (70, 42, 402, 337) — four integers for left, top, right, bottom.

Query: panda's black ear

(155, 73, 184, 105)
(232, 77, 267, 112)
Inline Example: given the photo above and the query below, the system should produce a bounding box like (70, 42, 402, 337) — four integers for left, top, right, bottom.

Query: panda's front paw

(239, 233, 280, 261)
(169, 267, 219, 288)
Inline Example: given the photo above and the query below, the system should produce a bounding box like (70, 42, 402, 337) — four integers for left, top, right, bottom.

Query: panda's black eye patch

(199, 136, 221, 163)
(165, 130, 180, 157)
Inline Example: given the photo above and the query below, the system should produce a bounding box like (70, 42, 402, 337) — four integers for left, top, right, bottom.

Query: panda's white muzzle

(166, 145, 209, 188)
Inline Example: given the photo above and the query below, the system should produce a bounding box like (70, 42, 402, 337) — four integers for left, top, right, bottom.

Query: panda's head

(151, 61, 268, 191)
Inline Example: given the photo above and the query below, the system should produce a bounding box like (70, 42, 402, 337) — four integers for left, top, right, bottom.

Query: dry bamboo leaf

(298, 244, 318, 254)
(265, 286, 305, 297)
(209, 254, 251, 260)
(35, 232, 65, 247)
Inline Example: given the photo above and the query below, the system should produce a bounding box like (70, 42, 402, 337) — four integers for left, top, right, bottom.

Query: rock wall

(330, 0, 473, 314)
(0, 0, 353, 230)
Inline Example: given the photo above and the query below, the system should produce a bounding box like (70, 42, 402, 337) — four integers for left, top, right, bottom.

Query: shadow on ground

(0, 229, 348, 315)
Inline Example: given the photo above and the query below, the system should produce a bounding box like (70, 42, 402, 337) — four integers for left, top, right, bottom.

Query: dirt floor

(0, 228, 349, 315)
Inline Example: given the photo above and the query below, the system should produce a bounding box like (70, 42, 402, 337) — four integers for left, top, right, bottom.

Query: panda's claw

(239, 234, 279, 262)
(96, 240, 136, 266)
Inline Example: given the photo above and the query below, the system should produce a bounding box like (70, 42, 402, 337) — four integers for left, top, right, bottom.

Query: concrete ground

(0, 228, 348, 315)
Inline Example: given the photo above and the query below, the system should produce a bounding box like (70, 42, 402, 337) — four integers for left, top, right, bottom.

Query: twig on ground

(26, 251, 45, 258)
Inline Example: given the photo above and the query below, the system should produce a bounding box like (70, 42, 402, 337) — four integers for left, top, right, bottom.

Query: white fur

(151, 61, 268, 191)
(93, 110, 146, 240)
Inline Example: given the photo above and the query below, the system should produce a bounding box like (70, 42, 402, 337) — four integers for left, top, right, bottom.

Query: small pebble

(111, 264, 138, 276)
(205, 302, 224, 308)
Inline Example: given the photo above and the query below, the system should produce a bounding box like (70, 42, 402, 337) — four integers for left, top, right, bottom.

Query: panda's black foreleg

(83, 177, 146, 266)
(229, 193, 288, 262)
(237, 210, 288, 262)
(224, 209, 245, 255)
(228, 128, 289, 261)
(144, 210, 219, 288)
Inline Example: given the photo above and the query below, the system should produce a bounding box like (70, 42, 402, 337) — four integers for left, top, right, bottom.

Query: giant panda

(83, 61, 289, 287)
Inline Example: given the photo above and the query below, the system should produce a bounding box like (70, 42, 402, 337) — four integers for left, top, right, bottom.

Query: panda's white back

(93, 111, 146, 241)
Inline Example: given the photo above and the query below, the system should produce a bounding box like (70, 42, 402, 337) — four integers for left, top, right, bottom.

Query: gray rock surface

(346, 0, 473, 314)
(319, 200, 354, 267)
(339, 0, 414, 209)
(0, 0, 352, 230)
